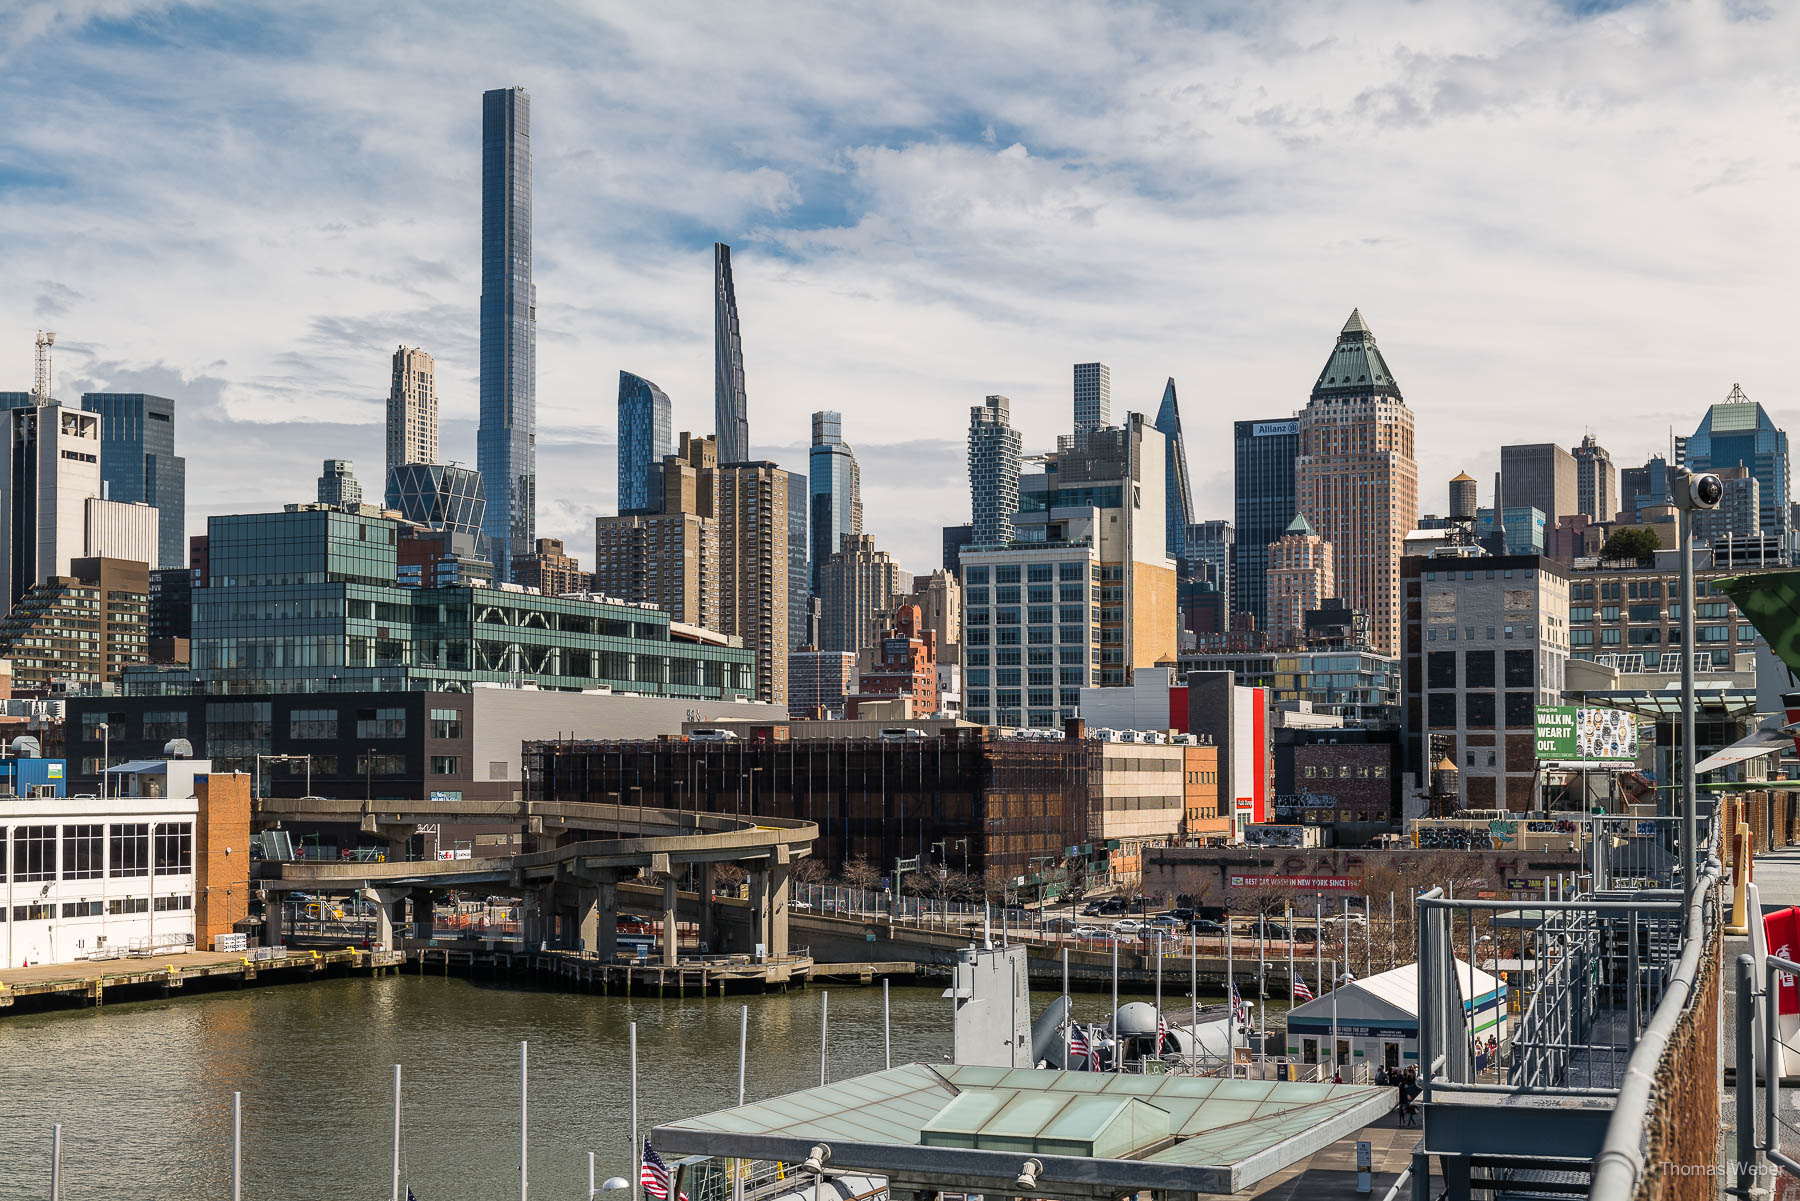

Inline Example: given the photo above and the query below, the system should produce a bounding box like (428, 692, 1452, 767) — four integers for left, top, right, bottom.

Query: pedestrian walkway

(1721, 846, 1800, 1193)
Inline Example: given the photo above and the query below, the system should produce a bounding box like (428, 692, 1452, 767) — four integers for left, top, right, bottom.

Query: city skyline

(0, 3, 1793, 574)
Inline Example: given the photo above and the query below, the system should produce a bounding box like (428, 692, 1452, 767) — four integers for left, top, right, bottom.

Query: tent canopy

(1286, 959, 1503, 1025)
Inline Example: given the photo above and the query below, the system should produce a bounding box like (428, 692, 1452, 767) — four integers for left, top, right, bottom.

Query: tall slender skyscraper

(384, 346, 437, 506)
(478, 86, 536, 578)
(1294, 309, 1418, 654)
(1073, 362, 1111, 433)
(714, 243, 749, 464)
(1571, 434, 1615, 523)
(968, 395, 1021, 547)
(1153, 378, 1194, 560)
(1232, 416, 1298, 630)
(809, 411, 863, 593)
(617, 371, 673, 513)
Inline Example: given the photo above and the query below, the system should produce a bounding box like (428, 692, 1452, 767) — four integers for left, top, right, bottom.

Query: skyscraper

(478, 86, 536, 579)
(1686, 384, 1791, 551)
(1266, 515, 1334, 642)
(820, 533, 902, 655)
(1073, 362, 1111, 433)
(1572, 434, 1615, 523)
(968, 395, 1021, 547)
(716, 460, 789, 706)
(594, 433, 721, 631)
(1500, 442, 1577, 524)
(714, 243, 750, 464)
(1153, 378, 1194, 561)
(1294, 309, 1418, 654)
(617, 371, 673, 514)
(808, 411, 863, 593)
(384, 346, 437, 503)
(1232, 416, 1299, 630)
(0, 405, 103, 607)
(317, 459, 361, 508)
(784, 467, 809, 656)
(80, 391, 186, 568)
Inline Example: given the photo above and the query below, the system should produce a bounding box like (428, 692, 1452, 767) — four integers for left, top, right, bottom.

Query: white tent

(1283, 959, 1507, 1077)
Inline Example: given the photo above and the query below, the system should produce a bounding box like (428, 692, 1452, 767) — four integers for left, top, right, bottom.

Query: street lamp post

(97, 723, 109, 800)
(1672, 468, 1722, 908)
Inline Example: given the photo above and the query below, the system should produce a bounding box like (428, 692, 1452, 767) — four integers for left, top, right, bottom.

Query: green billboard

(1534, 704, 1638, 763)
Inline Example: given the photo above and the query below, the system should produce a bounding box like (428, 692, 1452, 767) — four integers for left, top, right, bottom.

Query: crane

(31, 330, 55, 403)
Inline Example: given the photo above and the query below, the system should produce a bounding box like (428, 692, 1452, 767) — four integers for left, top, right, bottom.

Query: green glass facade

(127, 508, 755, 697)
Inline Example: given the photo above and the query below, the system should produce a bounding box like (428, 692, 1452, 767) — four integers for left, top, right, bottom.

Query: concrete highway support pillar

(412, 889, 437, 941)
(360, 887, 409, 950)
(661, 876, 679, 966)
(263, 896, 288, 947)
(593, 877, 619, 960)
(748, 869, 769, 957)
(767, 847, 791, 957)
(698, 863, 719, 952)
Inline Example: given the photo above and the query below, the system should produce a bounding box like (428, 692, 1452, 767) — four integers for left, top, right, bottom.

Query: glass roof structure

(652, 1063, 1390, 1197)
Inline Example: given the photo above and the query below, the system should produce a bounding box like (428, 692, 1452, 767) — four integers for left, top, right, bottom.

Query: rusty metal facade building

(525, 730, 1094, 891)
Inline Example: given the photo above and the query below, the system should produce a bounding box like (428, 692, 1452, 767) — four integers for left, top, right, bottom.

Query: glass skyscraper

(1153, 378, 1193, 560)
(387, 463, 486, 536)
(808, 411, 862, 593)
(79, 392, 186, 568)
(478, 86, 536, 579)
(714, 243, 749, 464)
(1687, 384, 1790, 548)
(1232, 416, 1299, 631)
(785, 468, 809, 653)
(617, 371, 673, 514)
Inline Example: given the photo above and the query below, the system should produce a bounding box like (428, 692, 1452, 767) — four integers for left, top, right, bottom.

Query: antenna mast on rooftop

(31, 331, 55, 403)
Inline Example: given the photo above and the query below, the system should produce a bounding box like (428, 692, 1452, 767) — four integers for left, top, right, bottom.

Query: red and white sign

(1229, 874, 1363, 892)
(1766, 905, 1800, 1016)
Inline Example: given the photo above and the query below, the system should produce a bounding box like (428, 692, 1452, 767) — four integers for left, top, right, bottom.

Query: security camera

(1673, 470, 1723, 512)
(1016, 1158, 1043, 1192)
(802, 1145, 831, 1175)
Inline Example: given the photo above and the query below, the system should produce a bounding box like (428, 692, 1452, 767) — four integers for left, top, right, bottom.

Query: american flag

(642, 1140, 689, 1201)
(1230, 982, 1249, 1026)
(1069, 1024, 1099, 1070)
(1157, 1012, 1170, 1052)
(1293, 977, 1314, 1002)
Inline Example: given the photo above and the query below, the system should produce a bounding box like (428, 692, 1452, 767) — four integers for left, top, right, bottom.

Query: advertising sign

(1766, 906, 1800, 1016)
(1228, 873, 1362, 892)
(1252, 420, 1298, 437)
(1534, 705, 1638, 763)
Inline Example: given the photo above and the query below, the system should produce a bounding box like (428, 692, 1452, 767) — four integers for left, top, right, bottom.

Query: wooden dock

(406, 945, 814, 995)
(805, 961, 920, 984)
(0, 946, 404, 1014)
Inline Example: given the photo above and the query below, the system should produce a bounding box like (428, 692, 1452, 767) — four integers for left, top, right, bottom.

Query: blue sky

(0, 0, 1793, 571)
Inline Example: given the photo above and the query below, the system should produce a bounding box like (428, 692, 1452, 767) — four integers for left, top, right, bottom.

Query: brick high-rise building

(384, 346, 438, 501)
(510, 537, 588, 596)
(717, 460, 789, 706)
(0, 557, 149, 688)
(1295, 310, 1417, 654)
(593, 432, 721, 631)
(820, 533, 903, 656)
(858, 602, 939, 715)
(1265, 515, 1334, 643)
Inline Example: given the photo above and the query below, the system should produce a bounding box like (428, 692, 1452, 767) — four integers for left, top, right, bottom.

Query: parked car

(1186, 918, 1226, 935)
(1113, 919, 1145, 935)
(1071, 924, 1106, 940)
(1147, 914, 1181, 929)
(1082, 901, 1108, 916)
(1167, 907, 1195, 922)
(1098, 898, 1126, 915)
(1245, 920, 1291, 940)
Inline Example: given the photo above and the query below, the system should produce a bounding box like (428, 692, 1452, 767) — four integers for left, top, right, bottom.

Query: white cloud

(0, 0, 1793, 571)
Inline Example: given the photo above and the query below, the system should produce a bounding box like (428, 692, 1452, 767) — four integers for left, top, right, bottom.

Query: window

(154, 894, 192, 912)
(110, 824, 149, 877)
(1464, 651, 1495, 689)
(141, 711, 189, 741)
(355, 707, 406, 739)
(965, 567, 989, 585)
(1027, 563, 1053, 582)
(1601, 628, 1622, 646)
(61, 900, 103, 918)
(1504, 692, 1535, 727)
(995, 566, 1020, 584)
(13, 825, 55, 881)
(429, 708, 463, 740)
(995, 586, 1020, 604)
(1628, 604, 1661, 624)
(1427, 693, 1457, 727)
(429, 755, 460, 776)
(357, 753, 407, 777)
(1628, 627, 1663, 645)
(289, 708, 338, 740)
(12, 903, 51, 921)
(1466, 694, 1495, 729)
(155, 822, 193, 875)
(62, 824, 103, 880)
(1428, 652, 1456, 689)
(1059, 562, 1085, 580)
(106, 897, 150, 915)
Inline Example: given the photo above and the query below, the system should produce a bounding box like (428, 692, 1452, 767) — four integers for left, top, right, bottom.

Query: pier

(0, 946, 403, 1013)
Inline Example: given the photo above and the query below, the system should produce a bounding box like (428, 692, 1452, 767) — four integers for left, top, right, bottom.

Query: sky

(0, 0, 1793, 573)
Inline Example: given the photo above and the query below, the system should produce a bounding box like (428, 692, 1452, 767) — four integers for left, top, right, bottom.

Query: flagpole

(1189, 926, 1198, 1072)
(1314, 897, 1323, 1004)
(1257, 919, 1266, 1072)
(392, 1063, 402, 1201)
(734, 1004, 747, 1201)
(1331, 957, 1339, 1077)
(520, 1040, 529, 1201)
(1226, 917, 1235, 1077)
(1111, 937, 1119, 1073)
(819, 990, 829, 1085)
(1286, 900, 1295, 1047)
(630, 1023, 640, 1201)
(1061, 946, 1070, 1071)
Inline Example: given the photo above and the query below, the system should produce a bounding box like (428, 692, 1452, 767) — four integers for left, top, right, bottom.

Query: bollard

(1727, 823, 1752, 936)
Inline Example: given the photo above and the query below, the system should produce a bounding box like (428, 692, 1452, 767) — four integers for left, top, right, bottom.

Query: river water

(0, 972, 1292, 1201)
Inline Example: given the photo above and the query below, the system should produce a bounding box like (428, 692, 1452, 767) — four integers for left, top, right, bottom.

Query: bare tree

(791, 857, 827, 886)
(840, 857, 880, 889)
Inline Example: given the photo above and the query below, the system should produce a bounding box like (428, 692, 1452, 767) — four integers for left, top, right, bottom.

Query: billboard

(1534, 705, 1638, 763)
(1252, 420, 1298, 437)
(1228, 873, 1362, 892)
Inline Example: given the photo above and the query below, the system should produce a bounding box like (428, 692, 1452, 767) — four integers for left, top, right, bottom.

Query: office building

(316, 459, 361, 508)
(1475, 506, 1547, 556)
(1687, 384, 1791, 551)
(594, 432, 721, 631)
(968, 395, 1022, 547)
(1232, 416, 1299, 630)
(1073, 362, 1111, 434)
(121, 506, 756, 699)
(383, 347, 437, 504)
(0, 765, 249, 969)
(1153, 378, 1194, 561)
(396, 524, 493, 590)
(904, 569, 963, 666)
(1, 404, 104, 608)
(149, 567, 192, 641)
(1181, 521, 1234, 614)
(80, 392, 186, 569)
(716, 461, 790, 706)
(85, 498, 157, 570)
(478, 86, 536, 578)
(1295, 310, 1418, 654)
(787, 649, 856, 717)
(1180, 645, 1399, 728)
(857, 603, 940, 716)
(616, 371, 673, 514)
(1500, 442, 1578, 523)
(1567, 551, 1761, 668)
(942, 524, 973, 576)
(784, 468, 809, 658)
(385, 463, 486, 536)
(1401, 553, 1571, 811)
(1572, 434, 1615, 523)
(820, 533, 903, 656)
(510, 537, 588, 596)
(714, 243, 750, 465)
(0, 557, 149, 689)
(1265, 515, 1334, 643)
(808, 411, 862, 594)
